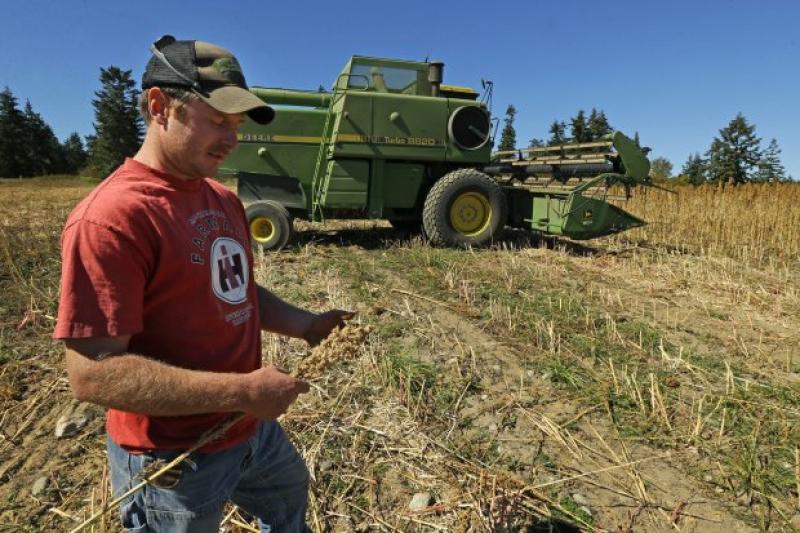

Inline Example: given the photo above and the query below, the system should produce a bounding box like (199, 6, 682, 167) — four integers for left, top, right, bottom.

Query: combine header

(219, 55, 652, 250)
(486, 131, 648, 240)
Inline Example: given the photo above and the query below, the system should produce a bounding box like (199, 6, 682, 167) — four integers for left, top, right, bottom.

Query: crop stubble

(0, 177, 798, 531)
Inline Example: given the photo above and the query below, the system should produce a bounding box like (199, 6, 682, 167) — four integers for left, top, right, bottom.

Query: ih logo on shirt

(210, 237, 249, 304)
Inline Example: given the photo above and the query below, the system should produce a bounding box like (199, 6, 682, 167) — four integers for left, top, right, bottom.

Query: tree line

(497, 105, 615, 151)
(0, 66, 142, 179)
(1, 71, 793, 185)
(497, 105, 791, 184)
(678, 114, 788, 184)
(0, 88, 87, 177)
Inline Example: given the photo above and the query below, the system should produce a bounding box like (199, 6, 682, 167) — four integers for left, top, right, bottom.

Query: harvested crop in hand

(295, 324, 372, 380)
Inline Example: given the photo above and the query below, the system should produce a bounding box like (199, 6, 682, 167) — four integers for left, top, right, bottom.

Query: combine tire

(245, 201, 293, 251)
(422, 169, 507, 247)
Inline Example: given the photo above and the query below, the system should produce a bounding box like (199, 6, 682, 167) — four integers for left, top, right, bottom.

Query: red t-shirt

(54, 158, 260, 452)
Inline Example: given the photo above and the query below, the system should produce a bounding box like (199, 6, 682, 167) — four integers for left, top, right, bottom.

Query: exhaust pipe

(428, 61, 444, 97)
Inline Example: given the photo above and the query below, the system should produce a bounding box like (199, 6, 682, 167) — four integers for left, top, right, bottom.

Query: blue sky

(1, 0, 798, 177)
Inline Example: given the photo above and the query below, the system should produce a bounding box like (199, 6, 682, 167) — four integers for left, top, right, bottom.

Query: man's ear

(147, 87, 170, 126)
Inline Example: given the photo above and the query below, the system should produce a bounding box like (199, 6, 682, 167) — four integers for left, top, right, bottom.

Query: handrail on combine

(308, 74, 370, 221)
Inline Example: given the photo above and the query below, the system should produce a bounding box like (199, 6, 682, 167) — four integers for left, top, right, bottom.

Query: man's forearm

(257, 285, 315, 339)
(66, 349, 249, 416)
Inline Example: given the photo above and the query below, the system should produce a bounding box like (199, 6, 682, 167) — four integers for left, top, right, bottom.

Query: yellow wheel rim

(449, 192, 492, 236)
(250, 217, 276, 243)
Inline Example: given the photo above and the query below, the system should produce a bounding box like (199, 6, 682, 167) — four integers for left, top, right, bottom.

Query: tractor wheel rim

(449, 192, 492, 236)
(250, 217, 276, 243)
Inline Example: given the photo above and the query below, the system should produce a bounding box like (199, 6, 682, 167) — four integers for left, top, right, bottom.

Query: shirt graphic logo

(210, 237, 249, 304)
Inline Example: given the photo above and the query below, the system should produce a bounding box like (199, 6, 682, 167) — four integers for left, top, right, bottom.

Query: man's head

(137, 36, 271, 181)
(142, 35, 274, 125)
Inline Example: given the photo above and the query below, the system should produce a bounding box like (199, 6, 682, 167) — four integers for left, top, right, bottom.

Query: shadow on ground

(527, 519, 583, 532)
(292, 226, 413, 250)
(288, 225, 606, 257)
(498, 228, 602, 256)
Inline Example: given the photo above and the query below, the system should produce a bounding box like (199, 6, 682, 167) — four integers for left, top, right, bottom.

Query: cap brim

(199, 85, 275, 125)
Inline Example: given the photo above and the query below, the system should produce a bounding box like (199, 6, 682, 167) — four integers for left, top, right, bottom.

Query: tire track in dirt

(375, 258, 756, 532)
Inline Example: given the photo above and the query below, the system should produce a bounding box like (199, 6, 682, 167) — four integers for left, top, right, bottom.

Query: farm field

(1, 177, 799, 532)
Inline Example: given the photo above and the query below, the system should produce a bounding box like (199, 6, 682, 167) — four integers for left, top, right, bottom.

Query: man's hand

(241, 365, 310, 420)
(256, 286, 355, 345)
(302, 310, 355, 346)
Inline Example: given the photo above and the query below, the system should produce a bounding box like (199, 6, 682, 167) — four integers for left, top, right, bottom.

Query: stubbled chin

(202, 161, 222, 178)
(204, 154, 224, 170)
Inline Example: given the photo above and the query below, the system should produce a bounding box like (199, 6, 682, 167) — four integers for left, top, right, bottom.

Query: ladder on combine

(309, 95, 336, 222)
(310, 76, 355, 222)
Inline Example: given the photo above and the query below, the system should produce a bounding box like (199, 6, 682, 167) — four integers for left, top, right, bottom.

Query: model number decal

(237, 133, 444, 147)
(337, 134, 444, 146)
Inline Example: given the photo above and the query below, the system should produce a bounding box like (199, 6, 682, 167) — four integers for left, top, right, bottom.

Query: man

(54, 36, 348, 532)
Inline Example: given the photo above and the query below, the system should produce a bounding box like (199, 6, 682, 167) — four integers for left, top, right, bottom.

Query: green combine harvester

(219, 55, 652, 250)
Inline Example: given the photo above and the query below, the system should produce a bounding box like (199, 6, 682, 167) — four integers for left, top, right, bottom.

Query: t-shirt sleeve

(53, 219, 150, 339)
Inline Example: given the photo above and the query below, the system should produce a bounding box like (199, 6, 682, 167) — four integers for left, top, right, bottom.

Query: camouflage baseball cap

(142, 35, 274, 124)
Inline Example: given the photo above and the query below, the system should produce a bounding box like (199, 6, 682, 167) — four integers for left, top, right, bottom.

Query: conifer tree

(587, 108, 612, 140)
(61, 132, 88, 174)
(547, 120, 567, 145)
(497, 105, 517, 151)
(22, 100, 63, 175)
(680, 153, 707, 185)
(706, 113, 761, 185)
(0, 87, 28, 177)
(528, 138, 545, 148)
(86, 66, 143, 178)
(755, 138, 786, 183)
(569, 110, 589, 143)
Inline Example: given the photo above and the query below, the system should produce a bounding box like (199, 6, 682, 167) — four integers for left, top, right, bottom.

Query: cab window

(348, 64, 418, 94)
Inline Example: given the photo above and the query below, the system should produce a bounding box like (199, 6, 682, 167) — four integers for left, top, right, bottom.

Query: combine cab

(219, 55, 651, 250)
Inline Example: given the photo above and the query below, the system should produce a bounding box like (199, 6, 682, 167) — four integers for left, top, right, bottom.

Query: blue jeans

(107, 421, 310, 532)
